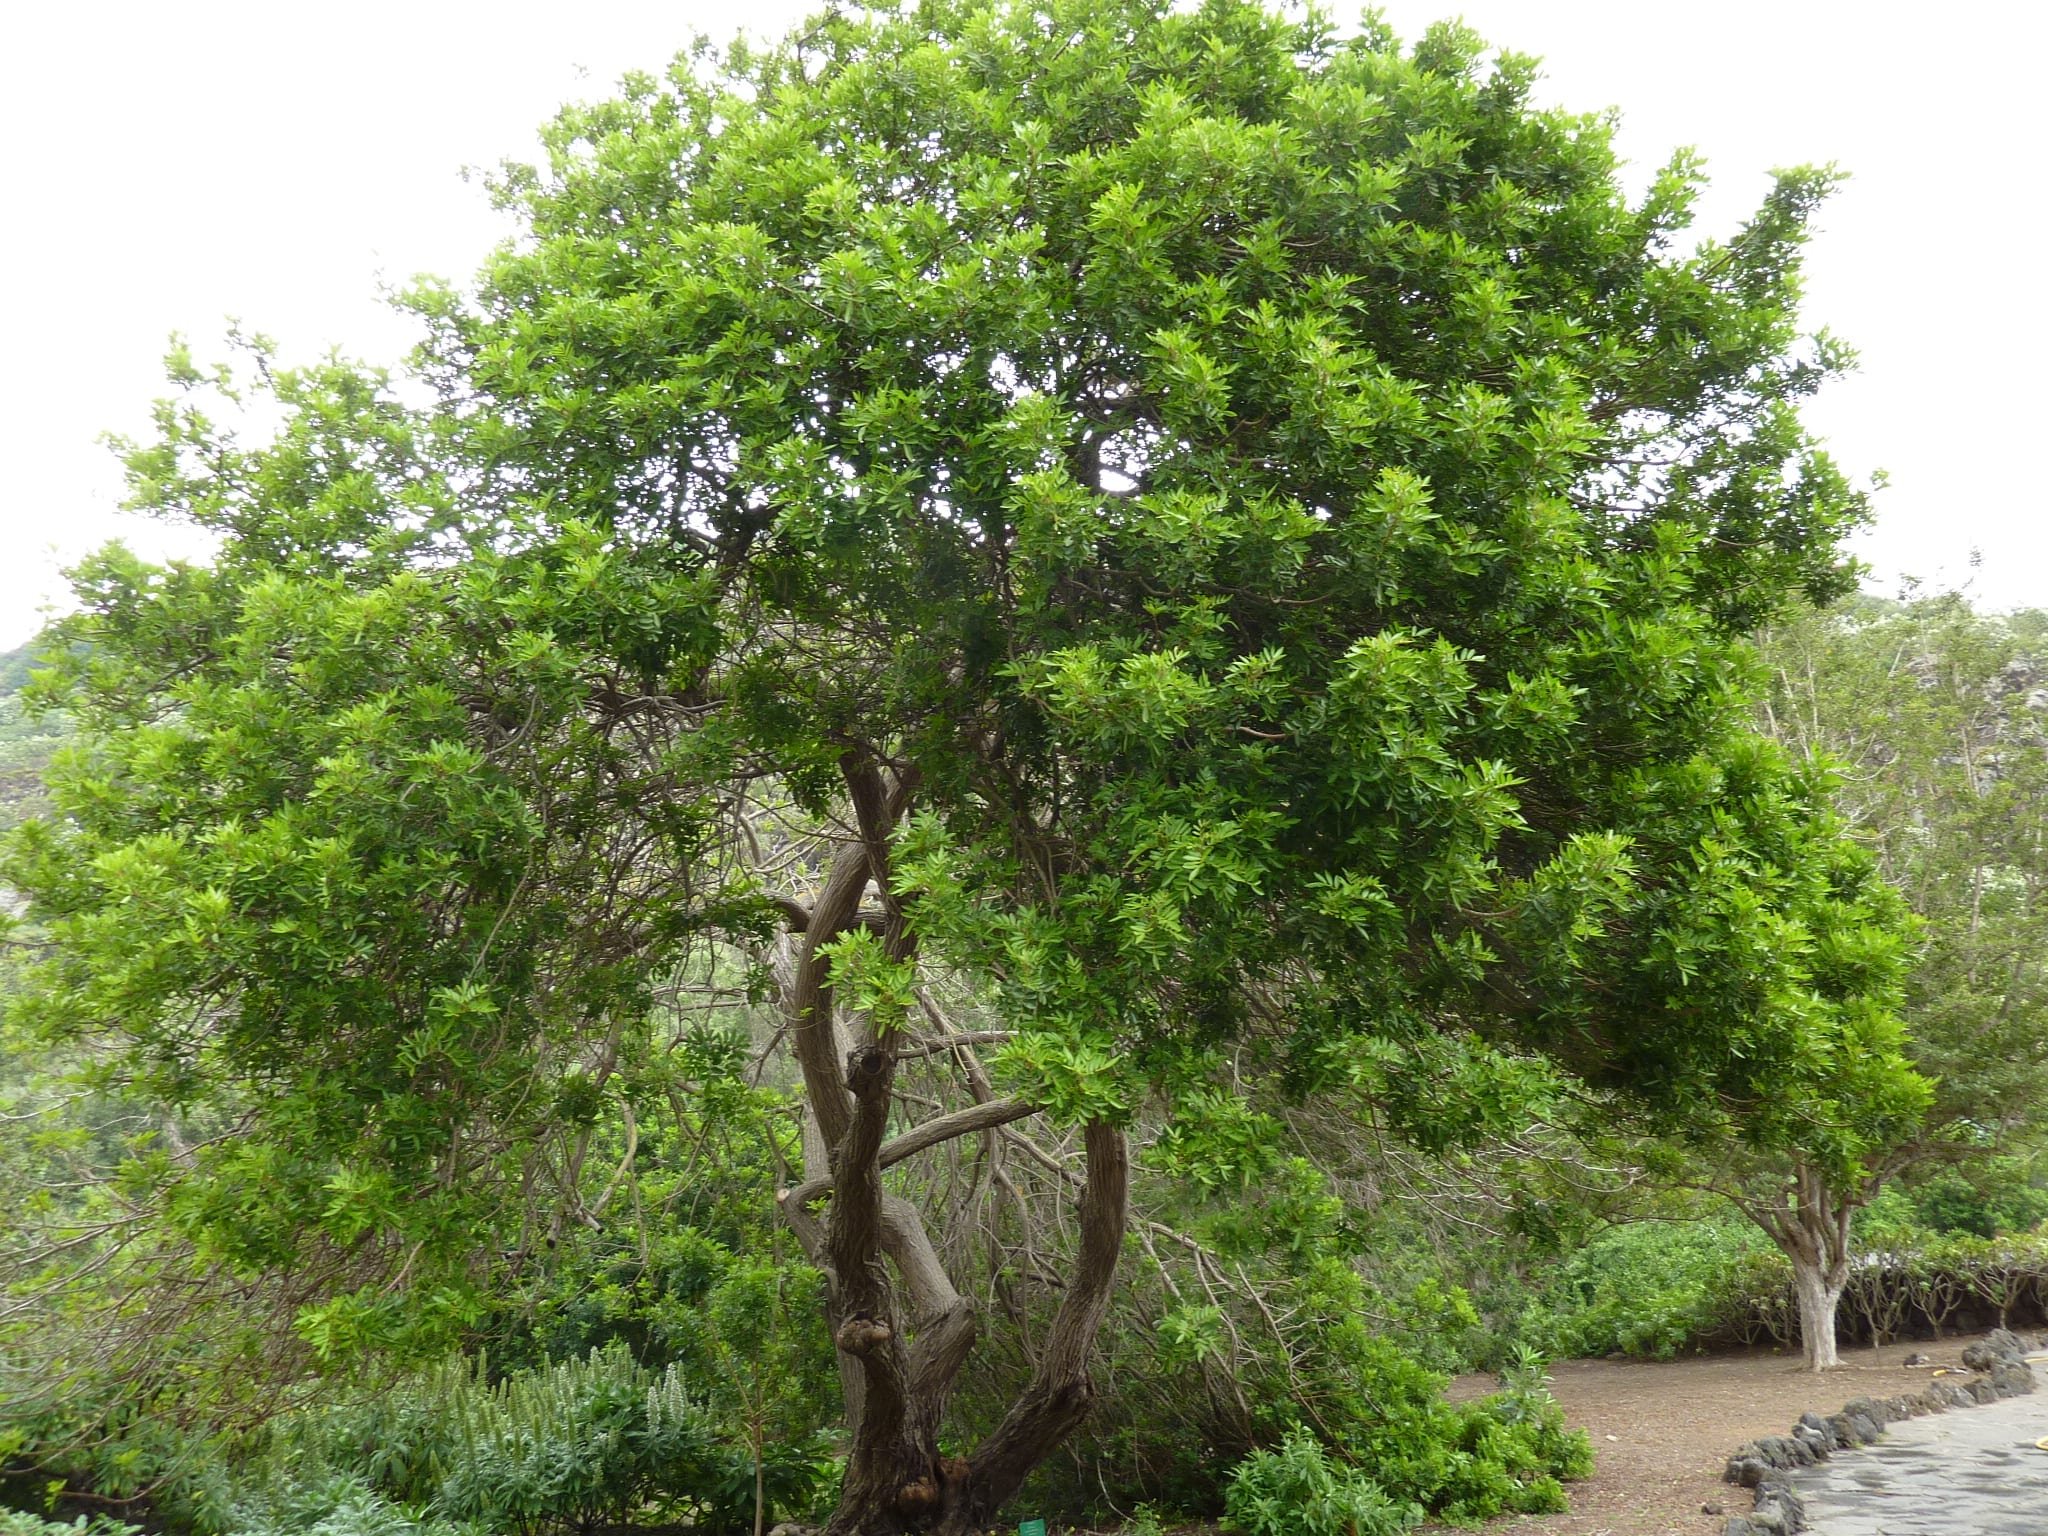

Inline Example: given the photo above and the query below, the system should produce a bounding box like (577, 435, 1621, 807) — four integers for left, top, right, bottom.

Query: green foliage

(233, 1345, 835, 1536)
(435, 1347, 711, 1532)
(303, 1058, 835, 1536)
(0, 642, 43, 699)
(1520, 1216, 1785, 1359)
(998, 1149, 1589, 1522)
(1664, 593, 2048, 1361)
(395, 0, 1908, 1171)
(1290, 1334, 1585, 1523)
(1876, 1162, 2048, 1240)
(1762, 596, 2048, 1174)
(0, 513, 782, 1397)
(0, 1516, 140, 1536)
(0, 0, 1929, 1525)
(1516, 1198, 2048, 1360)
(1834, 1201, 2048, 1341)
(0, 1024, 837, 1536)
(0, 1383, 241, 1536)
(224, 1474, 472, 1536)
(0, 637, 66, 828)
(1222, 1429, 1418, 1536)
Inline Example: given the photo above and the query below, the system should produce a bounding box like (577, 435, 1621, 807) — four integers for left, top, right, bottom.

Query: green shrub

(1222, 1429, 1418, 1536)
(1862, 1169, 2048, 1242)
(1520, 1207, 2048, 1359)
(995, 1171, 1593, 1524)
(0, 1517, 140, 1536)
(429, 1345, 715, 1534)
(0, 1392, 237, 1536)
(1308, 1336, 1585, 1524)
(240, 1344, 834, 1536)
(1520, 1218, 1780, 1359)
(224, 1474, 471, 1536)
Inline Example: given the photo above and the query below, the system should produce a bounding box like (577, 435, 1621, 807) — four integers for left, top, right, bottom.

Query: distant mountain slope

(0, 634, 64, 827)
(0, 636, 43, 697)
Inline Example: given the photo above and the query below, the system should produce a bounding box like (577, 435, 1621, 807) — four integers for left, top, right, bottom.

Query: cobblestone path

(1795, 1387, 2048, 1535)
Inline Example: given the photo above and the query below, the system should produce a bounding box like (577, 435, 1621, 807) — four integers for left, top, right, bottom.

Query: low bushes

(1222, 1429, 1418, 1536)
(1299, 1333, 1589, 1523)
(222, 1476, 468, 1536)
(989, 1192, 1593, 1526)
(230, 1344, 836, 1536)
(1519, 1212, 2048, 1360)
(1519, 1217, 1785, 1360)
(1834, 1229, 2048, 1346)
(0, 1519, 139, 1536)
(1214, 1349, 1588, 1535)
(0, 1343, 834, 1536)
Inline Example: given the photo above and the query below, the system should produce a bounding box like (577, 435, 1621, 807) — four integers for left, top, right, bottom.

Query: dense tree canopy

(2, 2, 1926, 1530)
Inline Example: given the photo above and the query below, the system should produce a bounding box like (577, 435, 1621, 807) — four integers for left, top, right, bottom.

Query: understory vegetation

(1521, 1187, 2048, 1364)
(5, 1, 2048, 1532)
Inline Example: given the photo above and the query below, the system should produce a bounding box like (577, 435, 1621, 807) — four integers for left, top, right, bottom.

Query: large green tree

(6, 2, 1923, 1530)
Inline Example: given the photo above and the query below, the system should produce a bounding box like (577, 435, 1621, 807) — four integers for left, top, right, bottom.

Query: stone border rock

(1716, 1328, 2040, 1535)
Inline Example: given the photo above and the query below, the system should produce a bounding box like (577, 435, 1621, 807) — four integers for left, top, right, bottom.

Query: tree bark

(928, 1120, 1129, 1536)
(786, 758, 1129, 1534)
(1791, 1250, 1847, 1371)
(812, 1101, 1130, 1534)
(822, 1041, 931, 1536)
(1745, 1160, 1856, 1372)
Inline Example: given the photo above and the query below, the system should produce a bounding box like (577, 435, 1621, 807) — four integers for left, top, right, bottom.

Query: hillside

(0, 635, 63, 827)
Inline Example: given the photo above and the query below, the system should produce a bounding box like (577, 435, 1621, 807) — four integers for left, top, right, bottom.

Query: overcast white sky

(2, 1, 2040, 649)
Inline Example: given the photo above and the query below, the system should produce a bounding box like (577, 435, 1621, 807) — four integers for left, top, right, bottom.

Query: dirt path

(1451, 1333, 2017, 1536)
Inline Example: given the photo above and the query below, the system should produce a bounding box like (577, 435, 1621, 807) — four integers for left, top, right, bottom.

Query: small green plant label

(1019, 1521, 1048, 1536)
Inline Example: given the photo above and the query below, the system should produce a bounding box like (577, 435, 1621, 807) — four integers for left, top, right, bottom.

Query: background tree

(1729, 595, 2048, 1362)
(5, 2, 1923, 1532)
(1762, 596, 2048, 1162)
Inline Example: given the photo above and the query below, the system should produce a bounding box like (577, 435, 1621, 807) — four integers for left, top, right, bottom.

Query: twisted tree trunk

(801, 1057, 1128, 1535)
(775, 759, 1131, 1534)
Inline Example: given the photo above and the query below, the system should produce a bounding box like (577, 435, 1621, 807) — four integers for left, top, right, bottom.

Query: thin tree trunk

(818, 1106, 1131, 1534)
(928, 1121, 1129, 1536)
(753, 1427, 767, 1536)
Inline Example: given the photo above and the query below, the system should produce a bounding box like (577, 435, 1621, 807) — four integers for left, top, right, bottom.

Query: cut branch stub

(846, 1042, 893, 1098)
(835, 1315, 894, 1356)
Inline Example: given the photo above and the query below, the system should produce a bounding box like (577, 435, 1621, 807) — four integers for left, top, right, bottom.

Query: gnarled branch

(782, 1097, 1040, 1213)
